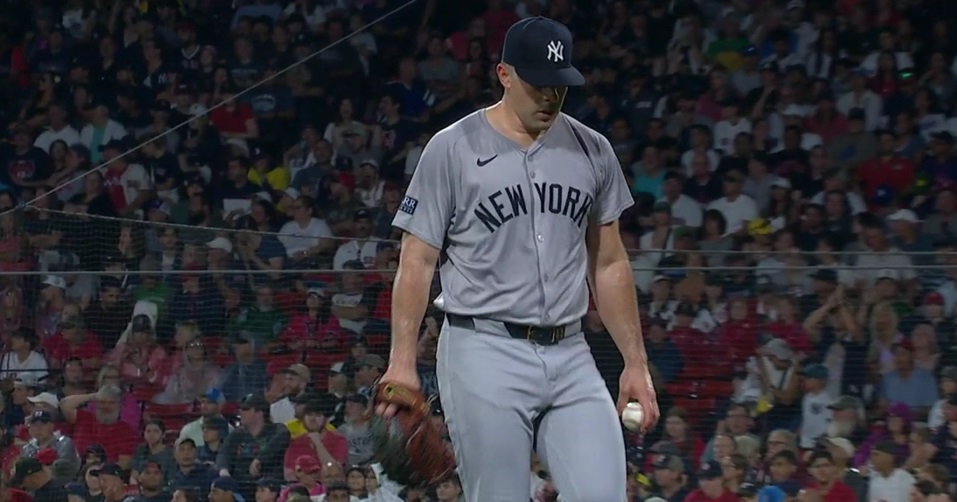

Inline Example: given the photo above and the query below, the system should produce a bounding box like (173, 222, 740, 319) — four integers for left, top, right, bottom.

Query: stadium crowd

(1, 0, 957, 501)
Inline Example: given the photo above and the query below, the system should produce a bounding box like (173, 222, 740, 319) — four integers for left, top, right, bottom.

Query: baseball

(621, 402, 644, 432)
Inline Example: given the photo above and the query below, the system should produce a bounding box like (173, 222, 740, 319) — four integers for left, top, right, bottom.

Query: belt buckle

(526, 325, 534, 342)
(550, 326, 566, 344)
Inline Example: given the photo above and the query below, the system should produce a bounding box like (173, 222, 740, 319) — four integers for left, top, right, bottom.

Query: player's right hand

(374, 366, 420, 419)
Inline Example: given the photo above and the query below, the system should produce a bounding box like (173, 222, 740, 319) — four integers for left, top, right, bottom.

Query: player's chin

(531, 110, 557, 128)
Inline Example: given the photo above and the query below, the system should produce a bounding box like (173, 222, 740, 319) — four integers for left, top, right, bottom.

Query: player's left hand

(617, 363, 660, 432)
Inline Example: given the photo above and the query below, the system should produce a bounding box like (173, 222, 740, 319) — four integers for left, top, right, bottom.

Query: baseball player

(380, 16, 659, 501)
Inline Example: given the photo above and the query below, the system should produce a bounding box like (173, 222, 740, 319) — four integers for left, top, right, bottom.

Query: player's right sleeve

(391, 131, 455, 249)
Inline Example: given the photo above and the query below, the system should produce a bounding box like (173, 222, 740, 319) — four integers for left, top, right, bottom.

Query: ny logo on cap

(546, 40, 564, 63)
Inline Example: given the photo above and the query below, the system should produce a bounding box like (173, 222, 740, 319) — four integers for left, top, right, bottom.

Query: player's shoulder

(427, 109, 486, 148)
(557, 113, 614, 156)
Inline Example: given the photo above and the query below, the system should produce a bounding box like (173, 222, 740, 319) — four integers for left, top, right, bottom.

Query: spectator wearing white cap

(737, 339, 800, 423)
(0, 328, 48, 383)
(822, 437, 867, 501)
(887, 208, 936, 263)
(647, 275, 678, 323)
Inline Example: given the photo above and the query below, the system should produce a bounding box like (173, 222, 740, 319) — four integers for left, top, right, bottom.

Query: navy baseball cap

(696, 460, 722, 480)
(501, 17, 585, 87)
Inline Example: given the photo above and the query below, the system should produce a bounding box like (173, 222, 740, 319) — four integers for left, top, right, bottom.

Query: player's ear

(496, 63, 512, 89)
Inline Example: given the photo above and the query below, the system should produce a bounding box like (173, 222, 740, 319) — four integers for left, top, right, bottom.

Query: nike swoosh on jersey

(476, 155, 498, 167)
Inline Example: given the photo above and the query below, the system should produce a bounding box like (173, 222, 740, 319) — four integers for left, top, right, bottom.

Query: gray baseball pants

(436, 316, 627, 502)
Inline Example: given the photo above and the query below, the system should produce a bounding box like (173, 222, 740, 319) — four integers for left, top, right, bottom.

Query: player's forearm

(591, 259, 648, 367)
(390, 255, 437, 370)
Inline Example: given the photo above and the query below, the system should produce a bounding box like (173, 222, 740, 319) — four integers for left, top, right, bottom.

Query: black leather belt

(446, 313, 570, 346)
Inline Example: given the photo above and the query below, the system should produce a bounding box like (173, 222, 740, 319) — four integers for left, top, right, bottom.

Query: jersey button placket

(526, 151, 549, 326)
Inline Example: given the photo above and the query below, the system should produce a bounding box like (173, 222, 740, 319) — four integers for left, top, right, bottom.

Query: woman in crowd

(854, 402, 913, 468)
(154, 322, 221, 405)
(130, 419, 176, 483)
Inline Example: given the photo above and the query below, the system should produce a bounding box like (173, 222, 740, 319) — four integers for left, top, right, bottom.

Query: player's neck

(486, 101, 542, 148)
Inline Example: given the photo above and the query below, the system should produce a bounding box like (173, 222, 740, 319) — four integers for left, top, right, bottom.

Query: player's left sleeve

(592, 135, 635, 225)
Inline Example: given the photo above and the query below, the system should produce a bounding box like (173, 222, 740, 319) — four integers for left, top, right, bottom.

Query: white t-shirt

(332, 240, 379, 270)
(713, 119, 752, 154)
(855, 248, 916, 286)
(859, 51, 915, 78)
(107, 163, 152, 210)
(638, 230, 676, 265)
(278, 218, 333, 257)
(34, 126, 81, 154)
(868, 468, 914, 502)
(270, 397, 296, 425)
(331, 292, 368, 334)
(660, 194, 703, 228)
(810, 190, 867, 214)
(0, 351, 49, 382)
(707, 195, 758, 234)
(355, 180, 385, 208)
(800, 390, 835, 448)
(680, 149, 721, 175)
(929, 398, 946, 430)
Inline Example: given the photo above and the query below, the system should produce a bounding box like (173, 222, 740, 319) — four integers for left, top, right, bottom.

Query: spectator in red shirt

(668, 303, 718, 368)
(682, 460, 738, 502)
(41, 303, 103, 370)
(856, 130, 916, 202)
(0, 422, 18, 478)
(282, 395, 348, 482)
(277, 456, 325, 501)
(716, 297, 761, 370)
(278, 288, 347, 353)
(805, 450, 857, 502)
(59, 384, 138, 469)
(209, 88, 258, 152)
(766, 295, 813, 357)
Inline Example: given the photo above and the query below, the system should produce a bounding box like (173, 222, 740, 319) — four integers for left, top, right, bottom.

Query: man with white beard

(60, 384, 139, 469)
(826, 395, 869, 445)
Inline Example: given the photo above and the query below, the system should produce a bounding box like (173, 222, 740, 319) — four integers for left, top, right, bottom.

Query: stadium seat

(266, 354, 302, 377)
(304, 352, 346, 372)
(365, 333, 389, 350)
(143, 402, 195, 420)
(130, 384, 165, 403)
(669, 397, 720, 425)
(677, 364, 733, 381)
(275, 291, 306, 317)
(221, 402, 240, 418)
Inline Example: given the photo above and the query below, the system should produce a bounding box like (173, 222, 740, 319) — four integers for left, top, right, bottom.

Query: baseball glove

(369, 382, 456, 487)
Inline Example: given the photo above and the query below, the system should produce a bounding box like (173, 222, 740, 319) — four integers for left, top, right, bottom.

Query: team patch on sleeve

(400, 195, 419, 215)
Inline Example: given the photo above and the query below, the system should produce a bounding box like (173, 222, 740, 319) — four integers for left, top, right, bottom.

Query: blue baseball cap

(211, 477, 245, 502)
(501, 17, 585, 87)
(204, 388, 225, 404)
(800, 363, 829, 380)
(758, 486, 786, 502)
(775, 480, 802, 496)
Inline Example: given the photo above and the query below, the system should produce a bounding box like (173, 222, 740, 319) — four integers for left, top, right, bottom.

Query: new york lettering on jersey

(473, 182, 595, 233)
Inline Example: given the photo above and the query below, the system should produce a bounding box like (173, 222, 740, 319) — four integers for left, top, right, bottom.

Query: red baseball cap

(893, 339, 915, 352)
(925, 292, 945, 305)
(36, 448, 57, 466)
(295, 455, 321, 474)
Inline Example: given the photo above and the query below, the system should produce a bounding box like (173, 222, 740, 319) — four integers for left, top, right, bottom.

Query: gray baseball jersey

(392, 110, 633, 325)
